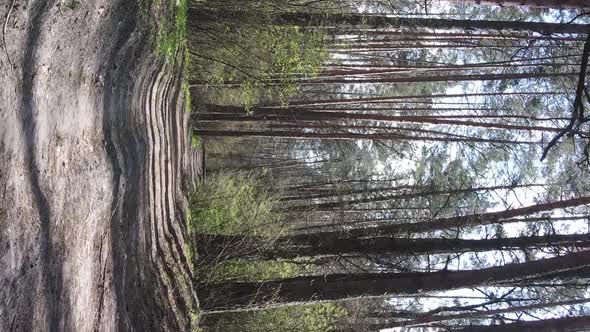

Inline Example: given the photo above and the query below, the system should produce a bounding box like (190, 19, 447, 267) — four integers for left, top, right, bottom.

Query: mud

(0, 0, 200, 330)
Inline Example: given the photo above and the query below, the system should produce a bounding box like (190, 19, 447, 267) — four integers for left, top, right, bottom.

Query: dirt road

(0, 0, 199, 330)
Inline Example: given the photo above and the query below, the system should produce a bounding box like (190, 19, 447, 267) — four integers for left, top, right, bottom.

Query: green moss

(183, 79, 192, 113)
(156, 0, 188, 61)
(191, 134, 201, 149)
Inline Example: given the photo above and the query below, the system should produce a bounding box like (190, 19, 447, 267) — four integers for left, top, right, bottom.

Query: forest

(177, 0, 590, 332)
(182, 0, 590, 331)
(3, 0, 590, 330)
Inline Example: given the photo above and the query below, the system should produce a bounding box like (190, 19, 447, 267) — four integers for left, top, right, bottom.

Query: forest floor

(0, 0, 202, 330)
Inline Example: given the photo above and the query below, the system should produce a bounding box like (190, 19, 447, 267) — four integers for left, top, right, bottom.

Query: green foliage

(157, 0, 188, 61)
(191, 309, 204, 332)
(204, 303, 347, 332)
(183, 78, 192, 112)
(201, 260, 302, 283)
(191, 134, 201, 148)
(188, 171, 282, 236)
(190, 22, 327, 109)
(63, 0, 80, 10)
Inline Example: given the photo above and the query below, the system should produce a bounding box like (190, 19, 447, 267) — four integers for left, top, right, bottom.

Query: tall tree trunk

(193, 129, 534, 145)
(452, 315, 590, 332)
(198, 250, 590, 310)
(262, 91, 565, 108)
(201, 71, 576, 87)
(445, 0, 590, 9)
(282, 72, 577, 86)
(196, 108, 564, 133)
(189, 8, 590, 34)
(278, 184, 426, 202)
(197, 233, 590, 261)
(287, 196, 590, 243)
(279, 183, 548, 212)
(386, 298, 590, 328)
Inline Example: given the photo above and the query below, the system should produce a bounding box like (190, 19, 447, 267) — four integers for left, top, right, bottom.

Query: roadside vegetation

(187, 0, 327, 110)
(187, 171, 347, 331)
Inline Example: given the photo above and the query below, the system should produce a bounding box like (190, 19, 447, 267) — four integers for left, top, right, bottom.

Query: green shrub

(188, 170, 283, 236)
(203, 303, 347, 332)
(189, 23, 326, 109)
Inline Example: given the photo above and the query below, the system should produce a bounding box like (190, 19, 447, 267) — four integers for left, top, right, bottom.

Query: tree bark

(198, 250, 590, 310)
(197, 233, 590, 261)
(189, 8, 590, 34)
(387, 298, 590, 328)
(262, 91, 565, 108)
(279, 183, 548, 213)
(193, 129, 534, 145)
(283, 71, 577, 86)
(445, 0, 590, 9)
(452, 315, 590, 332)
(287, 196, 590, 242)
(196, 108, 564, 133)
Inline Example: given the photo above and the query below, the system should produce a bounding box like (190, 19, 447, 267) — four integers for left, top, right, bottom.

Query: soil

(0, 0, 201, 330)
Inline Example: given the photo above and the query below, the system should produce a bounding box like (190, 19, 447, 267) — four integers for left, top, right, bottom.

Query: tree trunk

(197, 250, 590, 310)
(287, 196, 590, 243)
(282, 71, 577, 86)
(387, 298, 590, 328)
(192, 129, 534, 145)
(279, 183, 550, 213)
(452, 315, 590, 332)
(445, 0, 590, 9)
(197, 233, 590, 261)
(263, 91, 565, 108)
(196, 108, 564, 133)
(189, 8, 590, 34)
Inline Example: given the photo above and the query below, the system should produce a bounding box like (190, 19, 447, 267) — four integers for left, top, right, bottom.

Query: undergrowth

(187, 2, 327, 110)
(202, 303, 347, 332)
(188, 171, 282, 236)
(156, 0, 188, 61)
(182, 2, 344, 331)
(187, 171, 345, 331)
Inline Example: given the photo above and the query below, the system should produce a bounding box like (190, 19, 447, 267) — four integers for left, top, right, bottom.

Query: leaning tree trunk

(198, 250, 590, 310)
(284, 195, 590, 245)
(197, 233, 590, 262)
(452, 314, 590, 332)
(188, 8, 590, 34)
(445, 0, 590, 9)
(386, 298, 590, 328)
